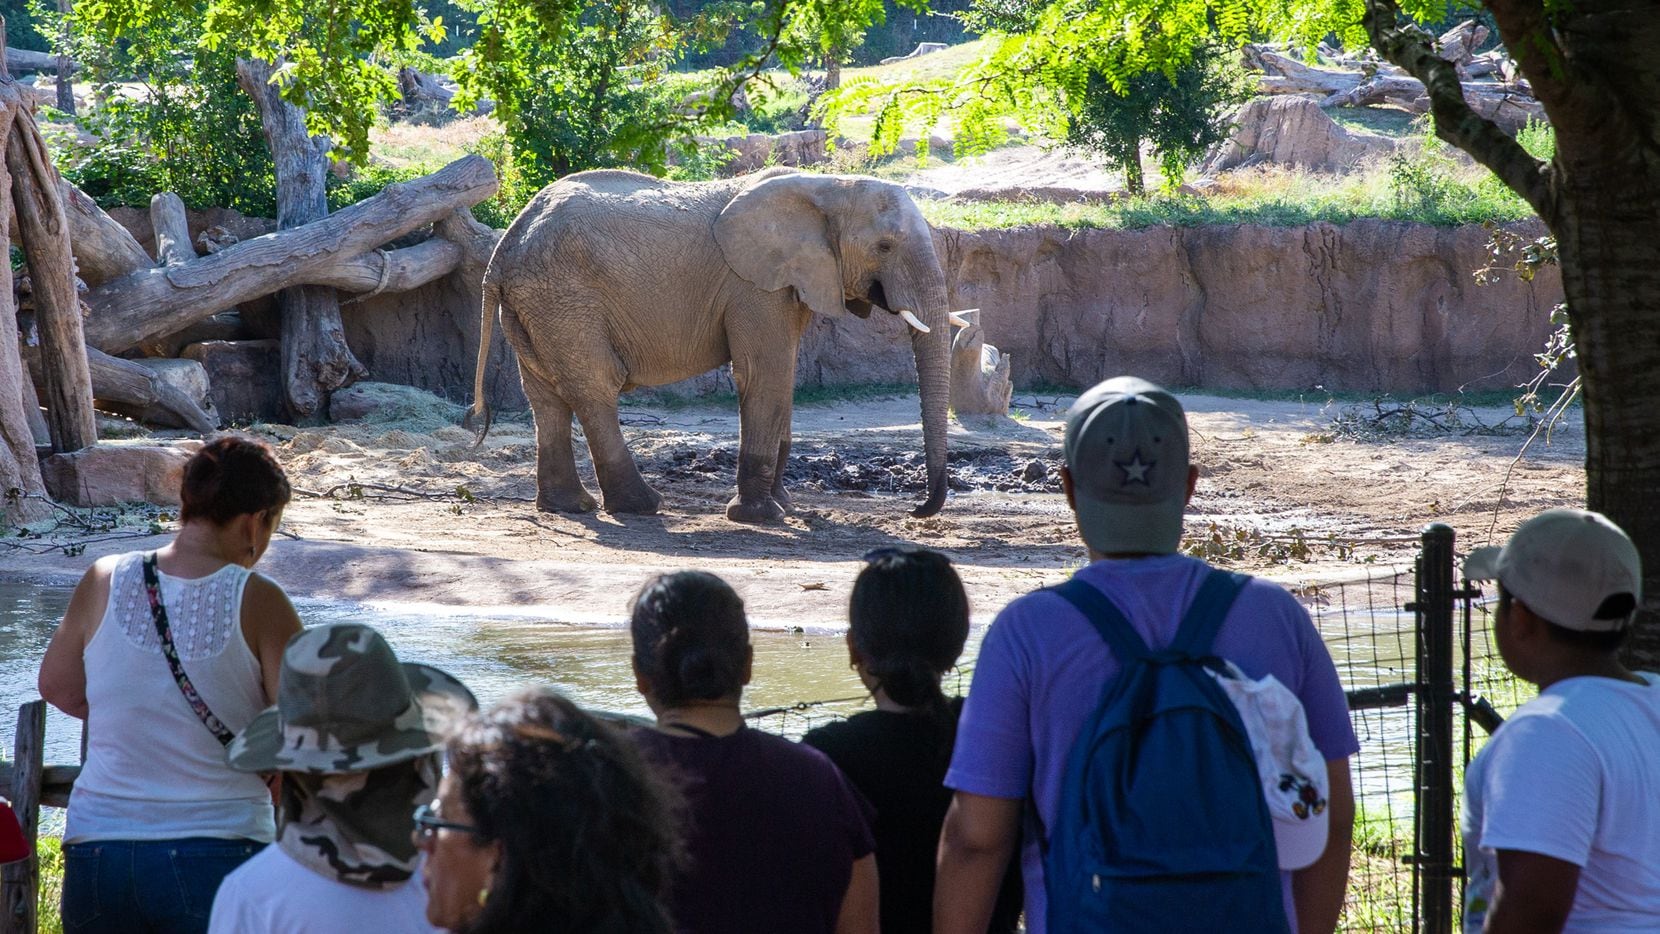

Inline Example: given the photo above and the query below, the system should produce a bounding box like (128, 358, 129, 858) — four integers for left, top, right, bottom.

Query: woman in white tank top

(39, 436, 303, 934)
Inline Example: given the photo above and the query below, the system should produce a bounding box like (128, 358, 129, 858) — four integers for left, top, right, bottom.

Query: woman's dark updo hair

(630, 571, 750, 707)
(445, 688, 681, 934)
(850, 547, 969, 730)
(179, 435, 291, 525)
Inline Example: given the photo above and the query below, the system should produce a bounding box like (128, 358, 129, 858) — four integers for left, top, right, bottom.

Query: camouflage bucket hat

(227, 623, 478, 774)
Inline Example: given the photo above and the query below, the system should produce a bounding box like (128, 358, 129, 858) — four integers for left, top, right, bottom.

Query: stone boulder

(42, 443, 196, 507)
(181, 340, 283, 423)
(1204, 96, 1397, 173)
(700, 130, 828, 175)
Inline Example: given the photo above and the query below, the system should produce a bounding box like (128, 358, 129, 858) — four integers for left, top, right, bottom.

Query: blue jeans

(61, 837, 264, 934)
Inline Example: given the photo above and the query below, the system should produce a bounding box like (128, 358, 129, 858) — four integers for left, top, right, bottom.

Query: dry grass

(369, 114, 499, 168)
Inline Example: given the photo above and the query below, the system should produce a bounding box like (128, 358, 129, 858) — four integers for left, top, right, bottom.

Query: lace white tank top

(65, 552, 276, 843)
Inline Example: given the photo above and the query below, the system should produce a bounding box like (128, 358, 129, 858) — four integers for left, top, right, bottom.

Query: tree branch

(1363, 0, 1555, 223)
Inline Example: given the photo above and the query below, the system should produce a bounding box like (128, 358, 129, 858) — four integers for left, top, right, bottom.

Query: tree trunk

(9, 103, 94, 452)
(236, 57, 364, 420)
(79, 155, 497, 353)
(54, 0, 74, 115)
(149, 192, 194, 266)
(1556, 167, 1660, 671)
(0, 45, 52, 524)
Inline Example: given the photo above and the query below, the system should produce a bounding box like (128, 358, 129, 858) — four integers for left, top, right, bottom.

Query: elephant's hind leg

(525, 379, 597, 513)
(571, 394, 663, 515)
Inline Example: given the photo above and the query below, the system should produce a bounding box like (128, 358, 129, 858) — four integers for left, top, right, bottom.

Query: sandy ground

(8, 389, 1586, 630)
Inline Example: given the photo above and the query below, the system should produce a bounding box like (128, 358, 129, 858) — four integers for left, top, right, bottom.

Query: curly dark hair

(444, 688, 682, 934)
(630, 571, 750, 707)
(178, 434, 291, 525)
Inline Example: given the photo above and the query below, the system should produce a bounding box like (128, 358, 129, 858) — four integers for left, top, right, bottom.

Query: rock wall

(114, 207, 1565, 412)
(924, 219, 1564, 394)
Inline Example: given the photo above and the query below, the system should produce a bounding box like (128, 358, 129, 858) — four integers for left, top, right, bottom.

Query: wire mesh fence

(744, 541, 1527, 933)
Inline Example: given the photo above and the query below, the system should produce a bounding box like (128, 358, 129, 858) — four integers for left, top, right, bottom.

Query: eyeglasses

(412, 803, 481, 842)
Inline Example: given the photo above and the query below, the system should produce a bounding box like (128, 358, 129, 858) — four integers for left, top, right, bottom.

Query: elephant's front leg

(728, 358, 795, 524)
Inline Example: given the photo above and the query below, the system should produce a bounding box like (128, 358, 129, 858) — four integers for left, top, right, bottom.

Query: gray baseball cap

(228, 623, 478, 774)
(1464, 508, 1642, 632)
(1063, 376, 1190, 555)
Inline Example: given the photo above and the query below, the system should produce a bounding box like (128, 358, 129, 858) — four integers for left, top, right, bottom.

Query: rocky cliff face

(799, 218, 1563, 396)
(115, 208, 1567, 411)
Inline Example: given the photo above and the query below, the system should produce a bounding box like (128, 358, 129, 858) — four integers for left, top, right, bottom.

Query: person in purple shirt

(628, 570, 879, 934)
(935, 376, 1360, 934)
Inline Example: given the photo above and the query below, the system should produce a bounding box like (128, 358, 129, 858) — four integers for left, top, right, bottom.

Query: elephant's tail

(466, 273, 501, 446)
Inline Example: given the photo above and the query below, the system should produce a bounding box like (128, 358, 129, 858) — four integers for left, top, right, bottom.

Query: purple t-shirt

(633, 725, 876, 934)
(946, 554, 1361, 933)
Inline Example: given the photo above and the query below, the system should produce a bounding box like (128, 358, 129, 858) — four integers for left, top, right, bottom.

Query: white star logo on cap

(1118, 451, 1154, 486)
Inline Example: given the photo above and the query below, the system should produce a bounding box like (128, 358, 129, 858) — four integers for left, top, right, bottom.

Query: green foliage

(1064, 43, 1250, 192)
(452, 0, 707, 185)
(73, 0, 441, 164)
(52, 27, 278, 214)
(1, 0, 49, 50)
(325, 162, 434, 210)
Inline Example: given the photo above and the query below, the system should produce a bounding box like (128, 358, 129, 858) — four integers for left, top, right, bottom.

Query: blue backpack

(1043, 570, 1289, 933)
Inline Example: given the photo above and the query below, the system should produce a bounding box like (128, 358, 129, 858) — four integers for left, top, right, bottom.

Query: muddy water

(3, 579, 1413, 832)
(1, 581, 992, 770)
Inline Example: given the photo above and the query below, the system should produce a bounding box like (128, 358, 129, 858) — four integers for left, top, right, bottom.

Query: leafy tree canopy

(73, 0, 444, 160)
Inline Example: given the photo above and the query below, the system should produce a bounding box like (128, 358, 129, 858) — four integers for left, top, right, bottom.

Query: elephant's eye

(877, 240, 895, 253)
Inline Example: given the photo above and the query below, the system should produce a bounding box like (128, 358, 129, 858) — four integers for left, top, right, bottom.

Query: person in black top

(803, 547, 1022, 934)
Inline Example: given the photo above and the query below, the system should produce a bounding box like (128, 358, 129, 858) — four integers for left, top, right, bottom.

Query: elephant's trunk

(906, 274, 952, 518)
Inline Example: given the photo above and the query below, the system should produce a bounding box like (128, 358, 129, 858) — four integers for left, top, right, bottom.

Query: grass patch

(918, 156, 1539, 231)
(369, 115, 498, 169)
(841, 39, 998, 89)
(1328, 105, 1422, 138)
(39, 835, 63, 934)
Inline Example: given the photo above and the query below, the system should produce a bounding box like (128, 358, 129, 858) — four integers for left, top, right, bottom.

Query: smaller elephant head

(714, 173, 952, 516)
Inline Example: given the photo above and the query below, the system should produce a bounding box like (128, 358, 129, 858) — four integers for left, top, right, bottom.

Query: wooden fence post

(1, 700, 46, 934)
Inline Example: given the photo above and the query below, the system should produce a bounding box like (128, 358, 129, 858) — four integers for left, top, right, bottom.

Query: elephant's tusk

(897, 309, 931, 334)
(949, 310, 977, 328)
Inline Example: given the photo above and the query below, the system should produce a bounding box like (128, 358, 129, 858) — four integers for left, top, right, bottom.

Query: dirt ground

(12, 386, 1582, 630)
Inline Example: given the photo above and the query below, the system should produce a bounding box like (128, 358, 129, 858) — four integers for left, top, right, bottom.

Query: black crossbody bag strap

(142, 552, 236, 747)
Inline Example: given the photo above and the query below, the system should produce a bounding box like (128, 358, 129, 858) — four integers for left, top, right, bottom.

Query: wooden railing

(1, 701, 80, 934)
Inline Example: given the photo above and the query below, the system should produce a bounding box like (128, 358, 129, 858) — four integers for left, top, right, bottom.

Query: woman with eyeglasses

(629, 571, 879, 934)
(418, 686, 681, 934)
(803, 546, 1022, 934)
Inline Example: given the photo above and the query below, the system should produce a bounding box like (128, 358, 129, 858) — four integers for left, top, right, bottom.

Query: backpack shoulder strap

(1051, 578, 1150, 663)
(1172, 568, 1251, 657)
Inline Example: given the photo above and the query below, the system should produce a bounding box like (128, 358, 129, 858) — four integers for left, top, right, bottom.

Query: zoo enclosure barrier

(748, 524, 1522, 933)
(0, 525, 1519, 934)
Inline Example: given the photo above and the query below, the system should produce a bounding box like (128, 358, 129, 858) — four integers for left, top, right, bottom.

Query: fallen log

(3, 47, 78, 75)
(81, 154, 498, 355)
(51, 180, 153, 287)
(24, 346, 218, 432)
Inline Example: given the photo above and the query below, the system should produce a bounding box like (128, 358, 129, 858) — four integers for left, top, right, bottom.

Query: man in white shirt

(1461, 509, 1660, 933)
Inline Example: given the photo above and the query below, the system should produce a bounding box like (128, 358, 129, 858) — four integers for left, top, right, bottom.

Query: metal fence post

(1414, 524, 1457, 934)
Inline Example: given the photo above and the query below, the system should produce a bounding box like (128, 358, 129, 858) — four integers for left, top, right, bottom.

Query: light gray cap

(1063, 376, 1189, 555)
(1464, 508, 1642, 632)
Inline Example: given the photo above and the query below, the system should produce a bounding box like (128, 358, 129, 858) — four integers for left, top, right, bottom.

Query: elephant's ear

(714, 174, 849, 319)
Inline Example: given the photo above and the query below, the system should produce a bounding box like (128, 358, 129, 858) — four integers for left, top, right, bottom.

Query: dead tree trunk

(9, 91, 93, 452)
(149, 192, 194, 266)
(54, 0, 74, 115)
(0, 39, 54, 524)
(59, 179, 152, 287)
(236, 57, 364, 420)
(80, 155, 498, 352)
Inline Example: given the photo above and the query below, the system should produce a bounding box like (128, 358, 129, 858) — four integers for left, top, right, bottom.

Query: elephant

(468, 168, 953, 524)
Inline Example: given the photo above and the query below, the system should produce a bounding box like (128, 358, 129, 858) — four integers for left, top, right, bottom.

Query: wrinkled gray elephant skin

(470, 168, 952, 524)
